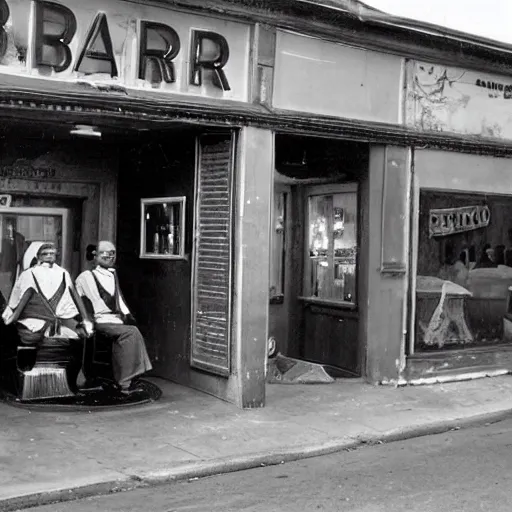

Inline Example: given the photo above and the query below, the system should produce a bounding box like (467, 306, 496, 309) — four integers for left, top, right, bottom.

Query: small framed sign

(0, 194, 12, 207)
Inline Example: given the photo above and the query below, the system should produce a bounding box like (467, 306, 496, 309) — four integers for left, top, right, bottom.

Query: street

(20, 415, 512, 512)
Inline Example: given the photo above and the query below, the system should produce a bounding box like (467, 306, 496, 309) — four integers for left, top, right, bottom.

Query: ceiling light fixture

(69, 124, 102, 139)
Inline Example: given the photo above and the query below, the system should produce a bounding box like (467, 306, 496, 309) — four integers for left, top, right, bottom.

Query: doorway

(268, 135, 369, 377)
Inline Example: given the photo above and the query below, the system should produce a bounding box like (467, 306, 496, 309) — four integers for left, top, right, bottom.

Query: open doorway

(269, 135, 370, 378)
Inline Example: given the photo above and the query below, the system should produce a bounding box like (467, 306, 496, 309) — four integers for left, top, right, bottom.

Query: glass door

(300, 183, 360, 375)
(0, 207, 71, 303)
(305, 185, 358, 305)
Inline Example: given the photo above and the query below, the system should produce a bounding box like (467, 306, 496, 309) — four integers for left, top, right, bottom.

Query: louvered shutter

(190, 133, 234, 376)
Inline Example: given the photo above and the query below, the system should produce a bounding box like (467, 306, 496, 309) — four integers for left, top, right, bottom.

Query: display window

(414, 189, 512, 351)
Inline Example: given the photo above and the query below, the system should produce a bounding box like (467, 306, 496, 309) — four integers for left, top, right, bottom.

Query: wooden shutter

(190, 133, 234, 376)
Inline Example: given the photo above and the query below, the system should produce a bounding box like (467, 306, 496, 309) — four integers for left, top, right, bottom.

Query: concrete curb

(4, 408, 512, 511)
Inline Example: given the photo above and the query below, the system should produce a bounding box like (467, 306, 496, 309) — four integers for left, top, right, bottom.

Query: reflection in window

(415, 190, 512, 352)
(0, 212, 63, 302)
(140, 197, 186, 259)
(270, 192, 286, 302)
(307, 190, 357, 303)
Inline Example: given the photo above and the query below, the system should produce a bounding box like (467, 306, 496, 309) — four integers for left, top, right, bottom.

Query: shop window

(305, 186, 358, 304)
(140, 197, 186, 259)
(269, 191, 286, 304)
(414, 190, 512, 352)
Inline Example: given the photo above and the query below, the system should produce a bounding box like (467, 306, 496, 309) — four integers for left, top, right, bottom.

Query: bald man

(75, 241, 152, 395)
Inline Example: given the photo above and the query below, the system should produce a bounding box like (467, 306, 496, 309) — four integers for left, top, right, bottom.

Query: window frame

(139, 196, 187, 260)
(302, 183, 359, 308)
(269, 186, 289, 304)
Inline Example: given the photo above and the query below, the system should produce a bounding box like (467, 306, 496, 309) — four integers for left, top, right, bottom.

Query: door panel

(303, 304, 359, 375)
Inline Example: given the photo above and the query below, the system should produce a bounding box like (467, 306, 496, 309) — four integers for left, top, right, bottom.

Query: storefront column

(232, 127, 274, 408)
(363, 145, 411, 384)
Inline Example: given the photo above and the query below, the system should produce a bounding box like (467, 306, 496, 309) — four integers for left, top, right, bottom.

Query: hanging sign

(429, 205, 490, 238)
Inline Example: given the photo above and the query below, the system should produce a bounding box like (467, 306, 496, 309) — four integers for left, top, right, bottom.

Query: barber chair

(0, 321, 82, 401)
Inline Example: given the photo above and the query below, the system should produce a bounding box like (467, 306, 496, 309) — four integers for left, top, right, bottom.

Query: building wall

(0, 137, 118, 274)
(364, 145, 410, 384)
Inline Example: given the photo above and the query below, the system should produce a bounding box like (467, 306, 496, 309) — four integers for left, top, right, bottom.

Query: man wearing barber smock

(2, 242, 93, 344)
(75, 241, 152, 395)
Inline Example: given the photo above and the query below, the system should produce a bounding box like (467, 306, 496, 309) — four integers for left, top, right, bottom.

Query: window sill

(298, 296, 357, 310)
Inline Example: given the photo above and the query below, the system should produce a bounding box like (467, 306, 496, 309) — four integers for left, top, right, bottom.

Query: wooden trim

(298, 296, 357, 310)
(3, 85, 512, 156)
(404, 345, 512, 381)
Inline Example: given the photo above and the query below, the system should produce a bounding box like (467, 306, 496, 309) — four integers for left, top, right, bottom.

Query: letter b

(34, 0, 77, 72)
(0, 0, 9, 61)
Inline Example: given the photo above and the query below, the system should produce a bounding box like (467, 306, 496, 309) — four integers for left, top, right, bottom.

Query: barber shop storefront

(1, 0, 512, 411)
(0, 0, 271, 409)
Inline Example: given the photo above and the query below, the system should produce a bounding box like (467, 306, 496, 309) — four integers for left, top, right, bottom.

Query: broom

(21, 364, 75, 401)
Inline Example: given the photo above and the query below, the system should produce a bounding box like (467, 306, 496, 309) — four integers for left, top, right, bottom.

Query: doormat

(0, 378, 162, 412)
(267, 353, 335, 384)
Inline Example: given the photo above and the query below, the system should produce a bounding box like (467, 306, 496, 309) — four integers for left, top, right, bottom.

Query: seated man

(75, 241, 152, 395)
(2, 242, 94, 388)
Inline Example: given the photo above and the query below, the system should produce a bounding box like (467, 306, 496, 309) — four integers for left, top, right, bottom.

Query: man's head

(95, 240, 117, 268)
(37, 243, 57, 266)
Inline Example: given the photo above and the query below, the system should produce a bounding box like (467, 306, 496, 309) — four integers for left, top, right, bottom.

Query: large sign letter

(190, 30, 230, 91)
(139, 21, 180, 84)
(0, 0, 9, 61)
(74, 13, 117, 77)
(34, 1, 76, 72)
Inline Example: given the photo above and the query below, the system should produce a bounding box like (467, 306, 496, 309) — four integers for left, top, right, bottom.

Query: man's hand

(2, 306, 14, 325)
(83, 319, 95, 338)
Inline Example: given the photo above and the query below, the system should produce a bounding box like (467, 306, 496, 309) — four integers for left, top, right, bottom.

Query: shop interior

(415, 189, 512, 352)
(269, 134, 370, 378)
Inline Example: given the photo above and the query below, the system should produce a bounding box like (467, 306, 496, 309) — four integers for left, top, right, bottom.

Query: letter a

(74, 12, 117, 77)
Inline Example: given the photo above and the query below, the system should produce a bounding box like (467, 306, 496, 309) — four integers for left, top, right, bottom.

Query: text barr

(0, 0, 231, 90)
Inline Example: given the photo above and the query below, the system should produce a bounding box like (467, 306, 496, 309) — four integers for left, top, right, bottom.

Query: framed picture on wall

(139, 197, 186, 260)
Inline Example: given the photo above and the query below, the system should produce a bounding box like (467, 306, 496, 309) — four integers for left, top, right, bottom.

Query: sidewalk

(3, 375, 512, 511)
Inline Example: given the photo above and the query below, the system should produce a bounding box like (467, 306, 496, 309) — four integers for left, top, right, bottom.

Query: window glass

(0, 212, 63, 301)
(415, 190, 512, 352)
(269, 192, 286, 302)
(307, 191, 357, 303)
(141, 199, 184, 258)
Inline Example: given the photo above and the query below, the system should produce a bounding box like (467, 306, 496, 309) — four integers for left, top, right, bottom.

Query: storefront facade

(1, 0, 512, 408)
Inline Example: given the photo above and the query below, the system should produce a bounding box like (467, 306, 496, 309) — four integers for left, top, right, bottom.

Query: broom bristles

(21, 366, 75, 401)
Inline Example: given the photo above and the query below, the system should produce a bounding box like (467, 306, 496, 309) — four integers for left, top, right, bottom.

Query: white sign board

(0, 0, 251, 101)
(406, 60, 512, 140)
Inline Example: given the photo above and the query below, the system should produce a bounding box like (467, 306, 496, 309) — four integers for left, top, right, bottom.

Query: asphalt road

(20, 416, 512, 512)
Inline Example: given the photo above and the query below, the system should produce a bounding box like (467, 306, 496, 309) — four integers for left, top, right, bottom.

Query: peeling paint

(406, 60, 512, 140)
